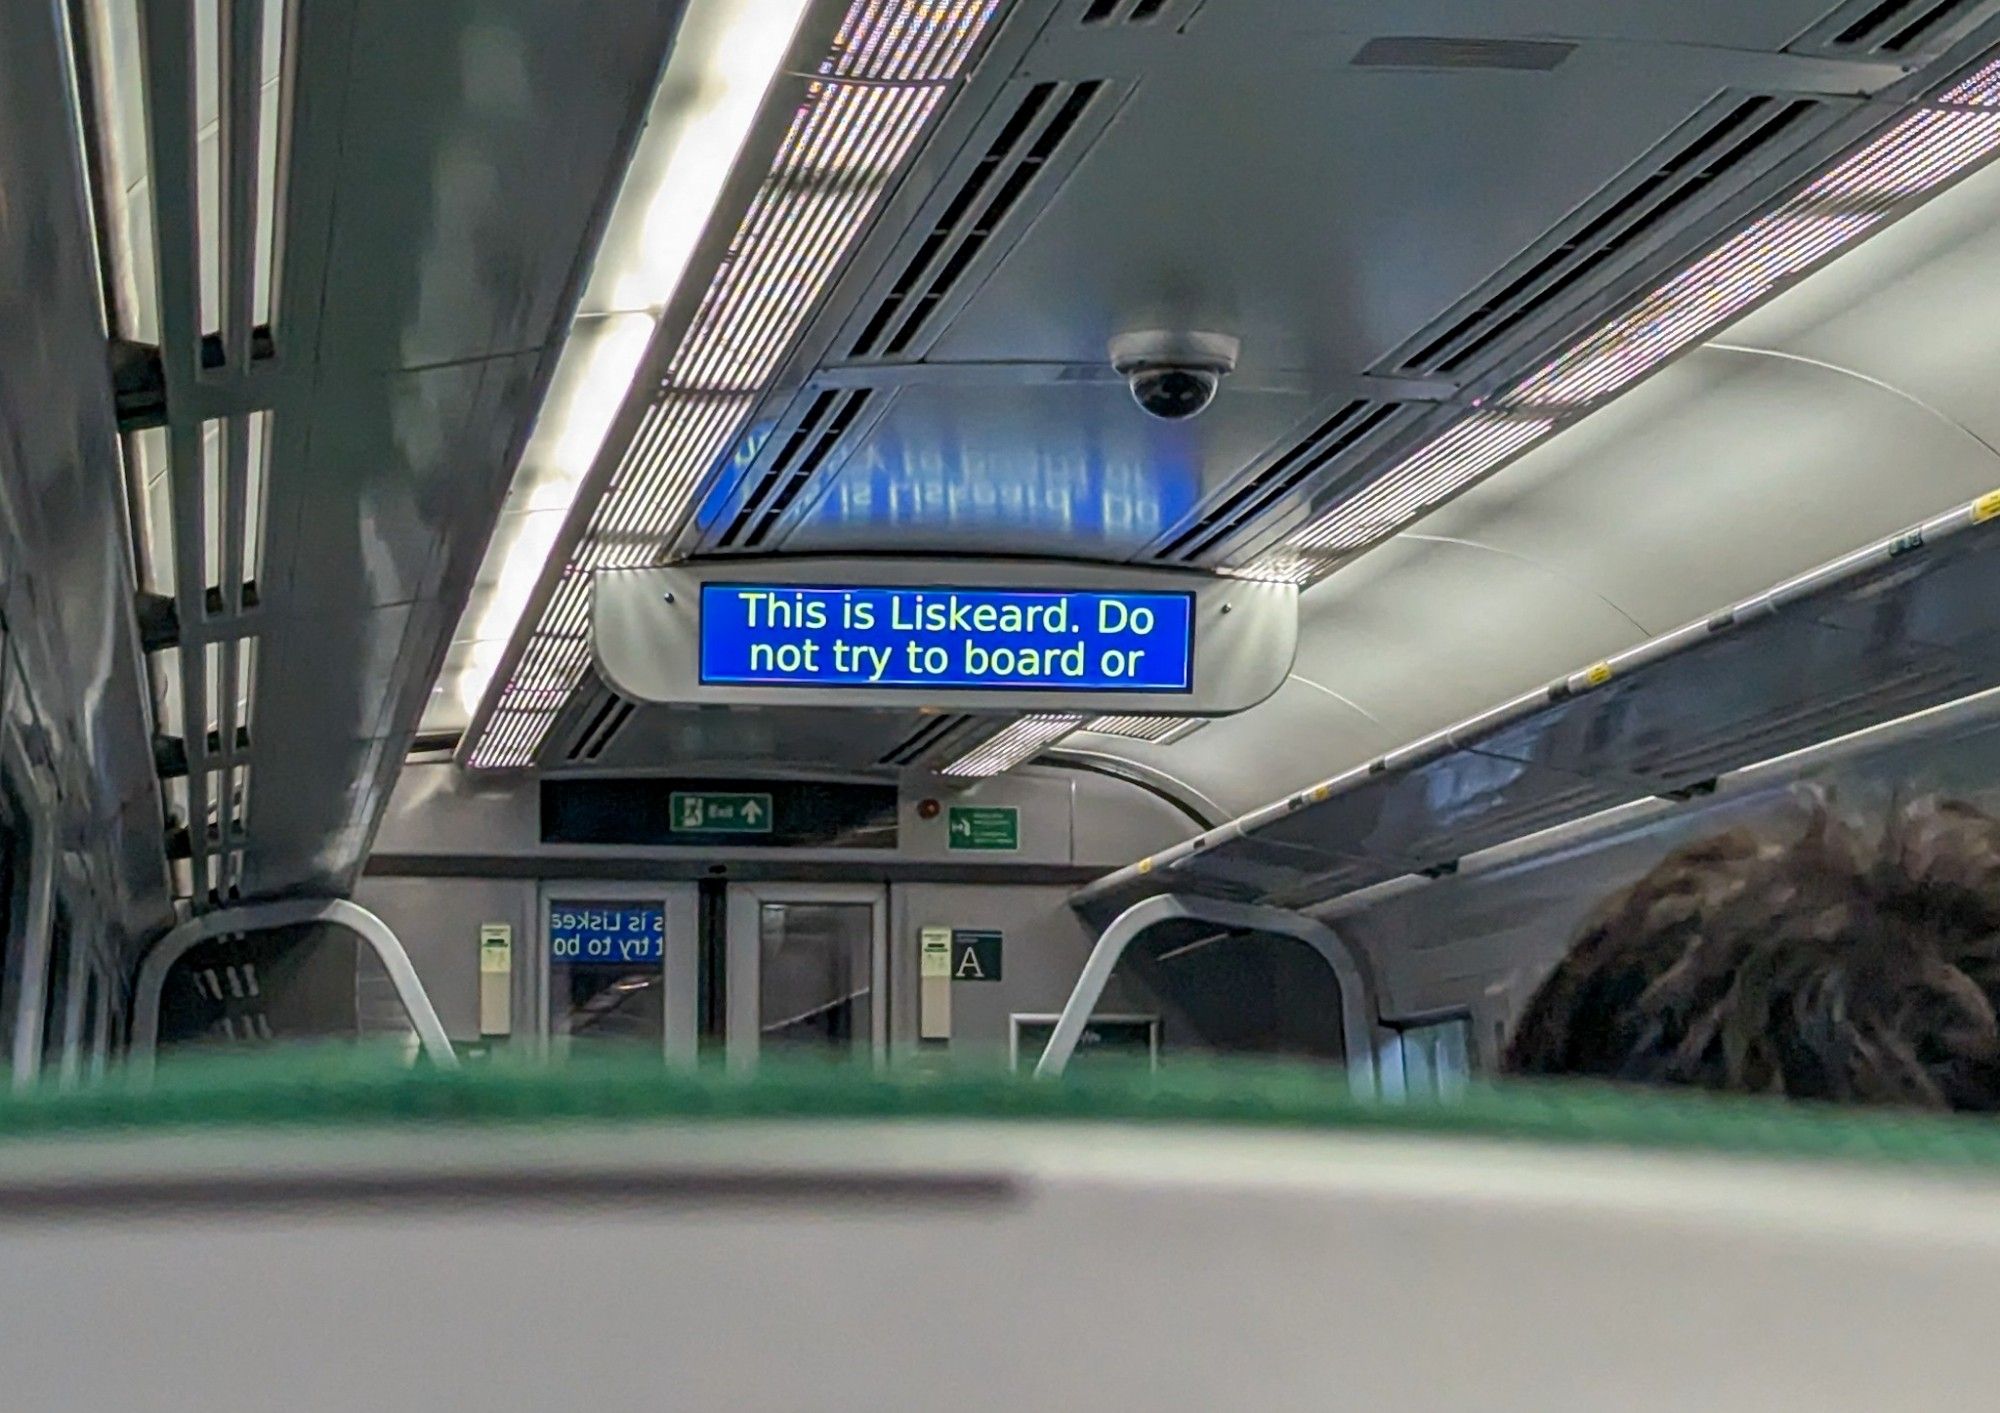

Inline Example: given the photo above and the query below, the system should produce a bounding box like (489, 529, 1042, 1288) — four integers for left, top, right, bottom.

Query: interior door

(540, 883, 701, 1064)
(725, 882, 887, 1069)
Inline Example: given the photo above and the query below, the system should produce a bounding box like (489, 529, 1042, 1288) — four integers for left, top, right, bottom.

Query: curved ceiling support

(1033, 892, 1379, 1091)
(130, 898, 457, 1078)
(1704, 343, 2000, 465)
(1396, 532, 1657, 637)
(1286, 671, 1390, 730)
(1041, 748, 1230, 830)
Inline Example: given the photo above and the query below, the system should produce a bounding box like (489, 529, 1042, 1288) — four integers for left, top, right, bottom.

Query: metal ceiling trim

(709, 382, 897, 552)
(463, 0, 1023, 771)
(939, 714, 1086, 777)
(1382, 94, 1851, 382)
(1140, 400, 1430, 567)
(806, 361, 1458, 400)
(127, 0, 292, 903)
(457, 0, 863, 769)
(1027, 20, 1909, 89)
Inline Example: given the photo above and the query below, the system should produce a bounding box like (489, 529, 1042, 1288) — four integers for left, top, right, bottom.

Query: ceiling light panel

(464, 0, 1002, 769)
(1260, 415, 1555, 578)
(1507, 107, 2000, 410)
(1940, 56, 2000, 104)
(940, 715, 1085, 779)
(1252, 53, 2000, 587)
(1082, 714, 1202, 743)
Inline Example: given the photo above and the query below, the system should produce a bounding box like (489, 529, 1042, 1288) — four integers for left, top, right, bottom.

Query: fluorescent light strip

(1505, 211, 1880, 407)
(1510, 109, 2000, 409)
(1244, 88, 2000, 589)
(1277, 415, 1554, 560)
(469, 0, 1001, 769)
(1940, 57, 2000, 106)
(1240, 81, 2000, 588)
(1083, 714, 1197, 743)
(940, 715, 1085, 778)
(1809, 109, 2000, 198)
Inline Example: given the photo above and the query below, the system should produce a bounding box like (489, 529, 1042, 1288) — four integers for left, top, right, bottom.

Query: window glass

(41, 907, 70, 1069)
(550, 902, 665, 1053)
(80, 972, 101, 1064)
(1383, 1015, 1474, 1100)
(0, 805, 18, 1076)
(757, 901, 871, 1055)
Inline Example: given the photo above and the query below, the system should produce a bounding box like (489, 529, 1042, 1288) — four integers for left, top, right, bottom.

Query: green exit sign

(947, 805, 1019, 852)
(670, 791, 773, 834)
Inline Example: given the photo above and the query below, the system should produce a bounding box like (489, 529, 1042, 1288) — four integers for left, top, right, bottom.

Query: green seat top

(6, 1046, 2000, 1173)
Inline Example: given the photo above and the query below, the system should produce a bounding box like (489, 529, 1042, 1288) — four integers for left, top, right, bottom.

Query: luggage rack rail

(1071, 487, 2000, 931)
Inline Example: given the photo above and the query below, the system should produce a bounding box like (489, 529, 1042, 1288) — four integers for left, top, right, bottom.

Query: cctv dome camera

(1109, 330, 1240, 421)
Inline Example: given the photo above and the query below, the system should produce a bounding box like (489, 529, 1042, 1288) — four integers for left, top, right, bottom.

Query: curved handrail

(1034, 892, 1378, 1090)
(130, 897, 457, 1077)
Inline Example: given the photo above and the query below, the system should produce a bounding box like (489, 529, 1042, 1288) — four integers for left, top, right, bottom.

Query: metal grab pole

(1035, 892, 1380, 1094)
(131, 897, 457, 1077)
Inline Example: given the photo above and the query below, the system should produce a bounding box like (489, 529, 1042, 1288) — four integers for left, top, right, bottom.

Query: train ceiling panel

(455, 0, 2000, 774)
(1117, 136, 2000, 821)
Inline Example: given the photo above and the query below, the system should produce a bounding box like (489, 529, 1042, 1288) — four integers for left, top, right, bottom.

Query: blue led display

(699, 584, 1195, 693)
(549, 903, 664, 966)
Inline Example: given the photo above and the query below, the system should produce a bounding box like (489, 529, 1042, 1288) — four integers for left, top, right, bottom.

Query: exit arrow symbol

(741, 799, 765, 825)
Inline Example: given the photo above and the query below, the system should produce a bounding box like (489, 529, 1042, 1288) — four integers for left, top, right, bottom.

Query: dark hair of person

(1503, 796, 2000, 1110)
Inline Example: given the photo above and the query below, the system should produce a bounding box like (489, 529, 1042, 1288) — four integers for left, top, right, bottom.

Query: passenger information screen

(698, 583, 1196, 692)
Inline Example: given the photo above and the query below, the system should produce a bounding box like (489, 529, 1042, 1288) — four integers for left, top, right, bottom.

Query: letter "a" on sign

(949, 930, 1002, 982)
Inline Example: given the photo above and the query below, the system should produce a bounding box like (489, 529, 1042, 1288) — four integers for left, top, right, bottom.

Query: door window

(756, 900, 873, 1054)
(549, 901, 665, 1052)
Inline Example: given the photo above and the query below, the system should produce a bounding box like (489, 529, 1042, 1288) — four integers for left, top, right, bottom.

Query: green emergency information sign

(947, 805, 1019, 852)
(670, 791, 773, 834)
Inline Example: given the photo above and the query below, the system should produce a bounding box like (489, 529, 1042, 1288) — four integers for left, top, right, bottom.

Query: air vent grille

(878, 713, 978, 766)
(1153, 401, 1406, 563)
(565, 694, 637, 763)
(1351, 36, 1577, 71)
(1825, 0, 1984, 52)
(847, 80, 1106, 360)
(1390, 95, 1827, 377)
(1081, 0, 1172, 24)
(719, 388, 875, 548)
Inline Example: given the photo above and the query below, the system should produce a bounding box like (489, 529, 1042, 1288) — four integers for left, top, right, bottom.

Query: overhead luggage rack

(1072, 486, 2000, 932)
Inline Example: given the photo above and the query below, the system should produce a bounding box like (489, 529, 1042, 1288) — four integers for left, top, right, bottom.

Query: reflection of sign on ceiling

(947, 805, 1018, 852)
(951, 930, 1002, 981)
(699, 584, 1195, 693)
(669, 791, 772, 834)
(550, 903, 664, 965)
